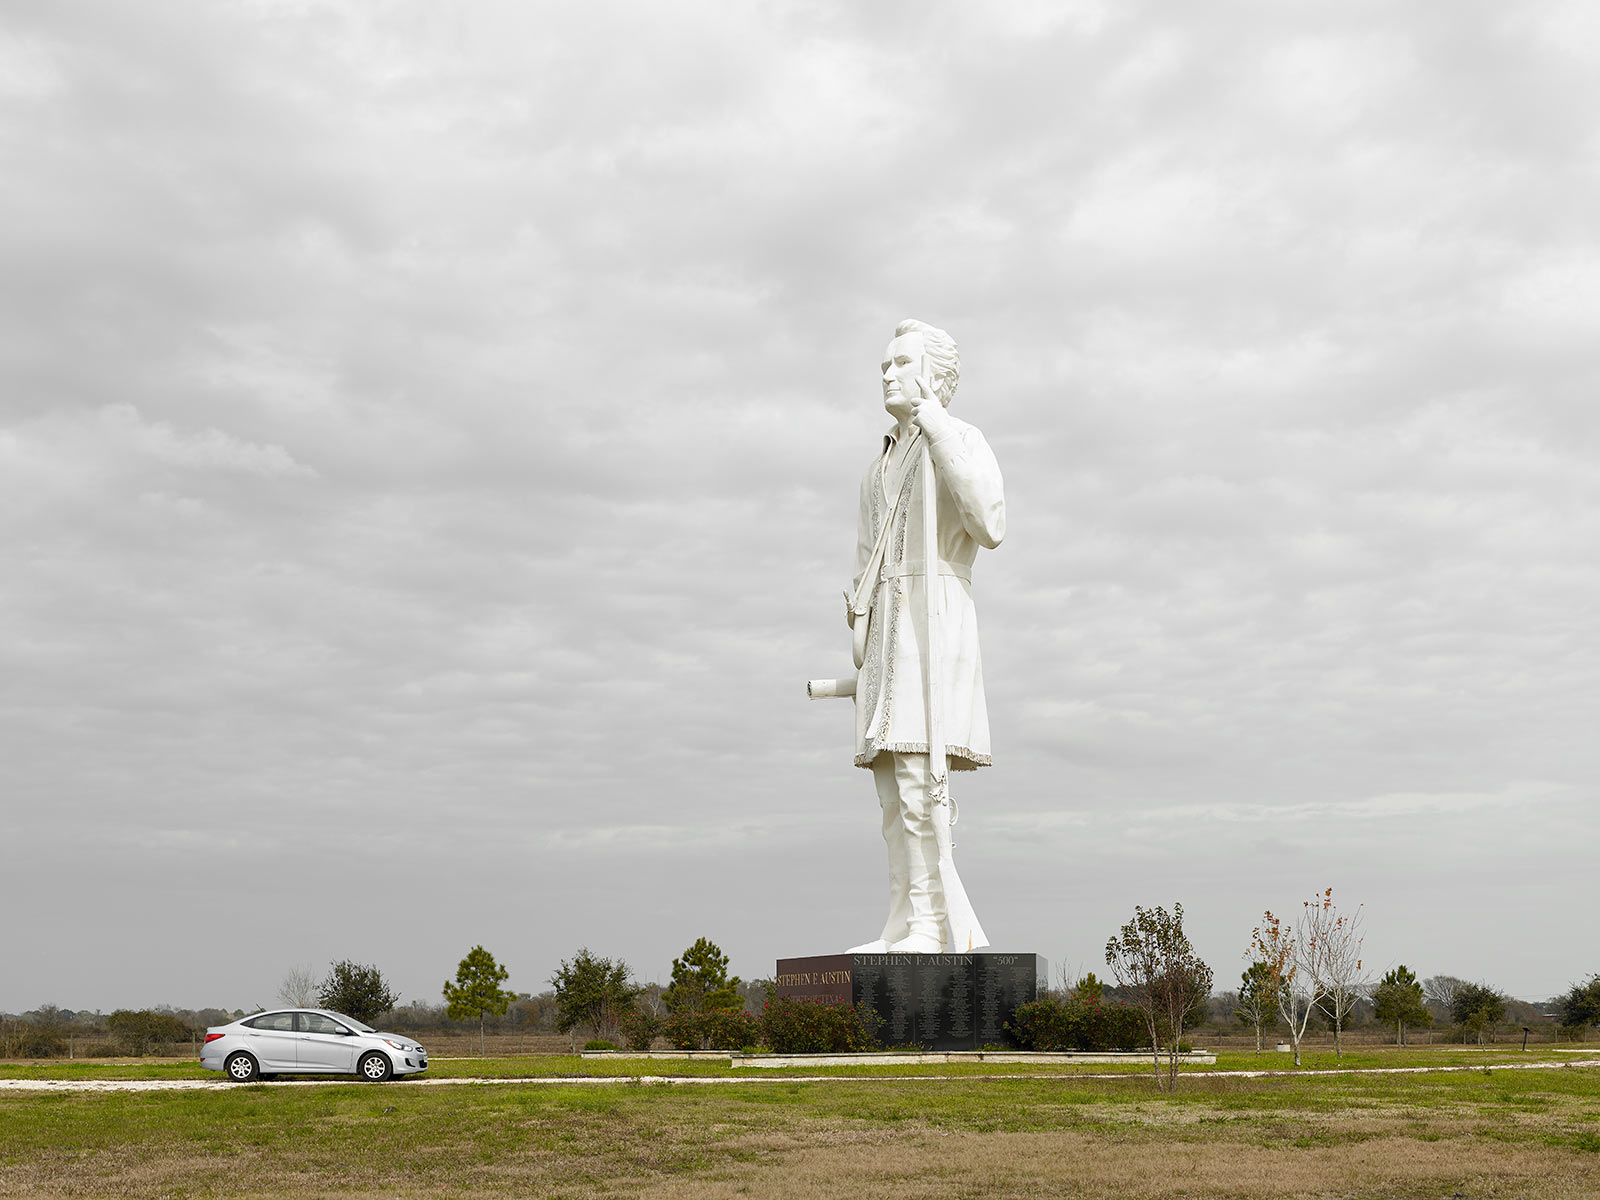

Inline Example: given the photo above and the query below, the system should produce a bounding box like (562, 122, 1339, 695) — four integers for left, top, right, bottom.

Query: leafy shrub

(617, 1008, 661, 1051)
(660, 1012, 701, 1050)
(702, 1008, 760, 1050)
(1006, 997, 1148, 1051)
(660, 1009, 760, 1050)
(759, 997, 880, 1053)
(583, 1039, 618, 1051)
(14, 1027, 68, 1058)
(1557, 976, 1600, 1036)
(107, 1010, 192, 1056)
(552, 949, 640, 1042)
(317, 961, 400, 1026)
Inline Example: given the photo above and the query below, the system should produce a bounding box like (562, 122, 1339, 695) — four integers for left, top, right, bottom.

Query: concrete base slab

(579, 1049, 1217, 1067)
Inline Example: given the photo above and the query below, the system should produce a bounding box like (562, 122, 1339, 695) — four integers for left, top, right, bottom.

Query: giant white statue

(811, 318, 1005, 954)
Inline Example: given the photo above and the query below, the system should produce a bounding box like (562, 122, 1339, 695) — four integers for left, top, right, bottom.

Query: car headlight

(382, 1039, 410, 1051)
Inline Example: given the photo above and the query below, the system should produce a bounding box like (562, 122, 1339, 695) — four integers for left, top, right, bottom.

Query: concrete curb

(579, 1049, 1218, 1067)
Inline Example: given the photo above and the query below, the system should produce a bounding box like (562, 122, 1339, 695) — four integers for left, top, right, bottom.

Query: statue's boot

(888, 783, 945, 954)
(851, 768, 914, 953)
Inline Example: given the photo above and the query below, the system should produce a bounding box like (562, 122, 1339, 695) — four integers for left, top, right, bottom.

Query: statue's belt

(880, 558, 970, 584)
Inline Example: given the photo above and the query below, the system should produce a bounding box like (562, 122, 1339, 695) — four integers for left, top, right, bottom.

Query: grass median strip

(0, 1045, 1584, 1082)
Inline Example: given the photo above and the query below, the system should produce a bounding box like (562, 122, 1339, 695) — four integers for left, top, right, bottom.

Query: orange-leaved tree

(1249, 909, 1317, 1067)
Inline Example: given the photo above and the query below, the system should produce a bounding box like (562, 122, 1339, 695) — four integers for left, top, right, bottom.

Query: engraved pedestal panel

(774, 953, 1047, 1050)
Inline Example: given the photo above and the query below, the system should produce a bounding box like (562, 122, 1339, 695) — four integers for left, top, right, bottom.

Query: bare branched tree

(1423, 974, 1467, 1020)
(277, 964, 320, 1009)
(634, 981, 668, 1018)
(1304, 888, 1368, 1060)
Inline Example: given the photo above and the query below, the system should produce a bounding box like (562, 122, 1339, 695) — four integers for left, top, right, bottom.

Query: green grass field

(0, 1044, 1589, 1080)
(3, 1050, 1598, 1197)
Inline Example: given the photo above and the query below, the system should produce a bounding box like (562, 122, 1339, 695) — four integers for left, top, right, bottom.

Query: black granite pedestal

(774, 953, 1047, 1050)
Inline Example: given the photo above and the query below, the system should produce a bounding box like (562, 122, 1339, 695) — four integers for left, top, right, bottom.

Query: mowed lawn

(2, 1055, 1599, 1198)
(0, 1045, 1585, 1080)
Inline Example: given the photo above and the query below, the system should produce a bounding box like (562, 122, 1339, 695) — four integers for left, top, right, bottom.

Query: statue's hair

(895, 318, 959, 407)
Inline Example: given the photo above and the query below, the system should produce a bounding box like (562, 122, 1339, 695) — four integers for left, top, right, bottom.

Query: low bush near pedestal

(617, 1009, 661, 1051)
(1006, 997, 1147, 1051)
(759, 997, 881, 1053)
(662, 1009, 760, 1051)
(616, 1007, 762, 1050)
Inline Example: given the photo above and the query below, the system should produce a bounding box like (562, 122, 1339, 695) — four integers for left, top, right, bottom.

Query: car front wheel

(224, 1052, 259, 1083)
(358, 1051, 393, 1082)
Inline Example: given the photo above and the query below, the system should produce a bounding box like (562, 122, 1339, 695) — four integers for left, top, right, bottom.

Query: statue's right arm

(928, 424, 1005, 549)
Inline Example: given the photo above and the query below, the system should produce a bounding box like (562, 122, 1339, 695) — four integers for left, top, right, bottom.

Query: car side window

(245, 1012, 296, 1032)
(300, 1013, 347, 1036)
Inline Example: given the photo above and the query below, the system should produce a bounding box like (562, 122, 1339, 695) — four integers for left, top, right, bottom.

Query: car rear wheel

(224, 1052, 259, 1082)
(359, 1051, 393, 1082)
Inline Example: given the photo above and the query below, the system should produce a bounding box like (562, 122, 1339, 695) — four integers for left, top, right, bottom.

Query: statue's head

(885, 318, 959, 409)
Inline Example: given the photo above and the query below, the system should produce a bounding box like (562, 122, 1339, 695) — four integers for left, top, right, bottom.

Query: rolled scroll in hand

(807, 676, 857, 699)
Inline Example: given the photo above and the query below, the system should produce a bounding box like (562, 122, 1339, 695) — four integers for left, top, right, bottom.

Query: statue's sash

(849, 432, 921, 669)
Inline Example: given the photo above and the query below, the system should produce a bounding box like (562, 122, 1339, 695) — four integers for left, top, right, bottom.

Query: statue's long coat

(851, 416, 1005, 771)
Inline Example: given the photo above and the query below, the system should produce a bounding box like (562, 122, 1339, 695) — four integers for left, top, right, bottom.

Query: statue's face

(881, 331, 926, 419)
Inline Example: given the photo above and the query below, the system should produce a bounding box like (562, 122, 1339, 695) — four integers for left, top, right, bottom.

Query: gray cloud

(2, 0, 1596, 1010)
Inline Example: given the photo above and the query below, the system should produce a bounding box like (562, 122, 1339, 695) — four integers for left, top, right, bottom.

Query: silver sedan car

(201, 1009, 428, 1082)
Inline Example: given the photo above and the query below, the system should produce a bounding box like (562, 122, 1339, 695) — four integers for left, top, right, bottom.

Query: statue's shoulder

(945, 414, 981, 437)
(941, 414, 990, 445)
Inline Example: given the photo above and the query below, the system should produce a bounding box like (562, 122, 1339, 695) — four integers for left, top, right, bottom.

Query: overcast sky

(3, 0, 1597, 1015)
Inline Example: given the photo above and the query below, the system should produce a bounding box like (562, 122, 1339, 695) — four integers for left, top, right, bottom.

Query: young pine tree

(443, 945, 518, 1056)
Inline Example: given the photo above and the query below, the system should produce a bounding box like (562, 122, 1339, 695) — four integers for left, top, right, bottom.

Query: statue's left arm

(927, 423, 1005, 549)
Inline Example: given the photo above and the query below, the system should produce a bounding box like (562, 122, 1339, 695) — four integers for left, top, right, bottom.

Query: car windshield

(314, 1010, 375, 1033)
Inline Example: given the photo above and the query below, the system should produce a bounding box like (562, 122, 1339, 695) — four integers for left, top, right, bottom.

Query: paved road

(4, 1059, 1598, 1092)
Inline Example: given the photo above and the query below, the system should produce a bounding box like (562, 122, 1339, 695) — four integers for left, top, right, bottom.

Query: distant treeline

(0, 979, 1584, 1059)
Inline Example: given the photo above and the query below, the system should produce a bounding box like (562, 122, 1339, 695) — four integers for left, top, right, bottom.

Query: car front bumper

(394, 1051, 428, 1074)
